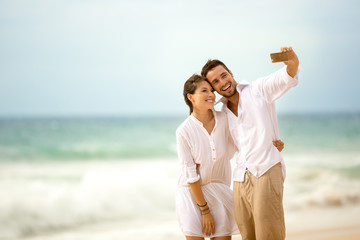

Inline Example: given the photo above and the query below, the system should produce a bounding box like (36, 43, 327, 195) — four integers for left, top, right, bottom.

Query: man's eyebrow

(211, 77, 219, 83)
(220, 72, 227, 76)
(211, 71, 227, 83)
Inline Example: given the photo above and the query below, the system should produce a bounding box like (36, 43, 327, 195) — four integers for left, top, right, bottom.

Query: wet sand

(286, 225, 360, 240)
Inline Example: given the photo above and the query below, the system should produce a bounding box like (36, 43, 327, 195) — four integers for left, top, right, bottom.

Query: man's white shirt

(217, 66, 300, 182)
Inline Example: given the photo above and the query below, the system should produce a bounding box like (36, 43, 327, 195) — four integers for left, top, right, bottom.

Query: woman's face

(188, 81, 216, 112)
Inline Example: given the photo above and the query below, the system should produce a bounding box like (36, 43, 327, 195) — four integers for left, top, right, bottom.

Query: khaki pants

(233, 163, 285, 240)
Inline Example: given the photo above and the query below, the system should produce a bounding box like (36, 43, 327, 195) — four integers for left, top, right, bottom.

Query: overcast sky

(1, 0, 359, 117)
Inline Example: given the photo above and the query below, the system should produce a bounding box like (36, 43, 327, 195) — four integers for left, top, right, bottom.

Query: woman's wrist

(197, 201, 210, 215)
(201, 207, 210, 215)
(197, 201, 207, 208)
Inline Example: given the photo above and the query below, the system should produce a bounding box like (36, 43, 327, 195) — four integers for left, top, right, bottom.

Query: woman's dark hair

(183, 74, 207, 115)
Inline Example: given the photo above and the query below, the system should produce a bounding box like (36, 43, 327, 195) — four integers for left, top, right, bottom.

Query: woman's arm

(176, 130, 215, 236)
(188, 180, 215, 237)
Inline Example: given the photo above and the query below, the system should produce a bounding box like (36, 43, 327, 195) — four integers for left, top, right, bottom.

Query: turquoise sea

(1, 113, 359, 161)
(0, 116, 180, 161)
(0, 113, 360, 239)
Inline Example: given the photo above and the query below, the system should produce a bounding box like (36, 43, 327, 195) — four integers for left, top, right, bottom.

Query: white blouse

(176, 110, 237, 187)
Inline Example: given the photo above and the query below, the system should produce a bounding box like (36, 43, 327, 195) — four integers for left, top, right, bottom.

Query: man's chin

(221, 90, 236, 98)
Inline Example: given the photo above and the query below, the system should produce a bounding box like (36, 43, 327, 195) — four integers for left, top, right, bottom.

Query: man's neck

(226, 91, 239, 117)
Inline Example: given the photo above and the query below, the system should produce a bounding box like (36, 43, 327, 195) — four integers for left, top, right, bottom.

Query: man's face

(206, 65, 237, 98)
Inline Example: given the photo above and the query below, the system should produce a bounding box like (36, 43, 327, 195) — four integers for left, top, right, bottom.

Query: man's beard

(221, 85, 237, 98)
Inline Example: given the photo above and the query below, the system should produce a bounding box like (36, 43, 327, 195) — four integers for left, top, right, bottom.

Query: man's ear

(187, 93, 194, 103)
(229, 70, 234, 78)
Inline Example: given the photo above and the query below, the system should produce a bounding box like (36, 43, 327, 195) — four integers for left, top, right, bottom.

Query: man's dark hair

(201, 59, 230, 78)
(183, 74, 206, 115)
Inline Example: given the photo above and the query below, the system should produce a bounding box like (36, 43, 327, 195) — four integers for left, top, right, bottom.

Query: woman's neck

(192, 109, 214, 125)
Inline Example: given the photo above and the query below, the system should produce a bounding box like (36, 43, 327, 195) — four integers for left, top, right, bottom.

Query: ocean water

(0, 117, 179, 161)
(0, 114, 360, 239)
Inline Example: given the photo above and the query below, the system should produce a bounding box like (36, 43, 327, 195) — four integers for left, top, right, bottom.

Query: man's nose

(219, 79, 226, 87)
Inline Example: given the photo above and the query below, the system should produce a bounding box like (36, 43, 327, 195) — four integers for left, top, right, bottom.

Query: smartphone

(270, 52, 288, 63)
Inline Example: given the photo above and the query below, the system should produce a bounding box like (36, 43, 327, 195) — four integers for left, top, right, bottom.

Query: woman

(176, 74, 239, 240)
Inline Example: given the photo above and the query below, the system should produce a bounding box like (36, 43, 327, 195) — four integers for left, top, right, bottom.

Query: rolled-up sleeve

(176, 131, 200, 183)
(253, 66, 300, 103)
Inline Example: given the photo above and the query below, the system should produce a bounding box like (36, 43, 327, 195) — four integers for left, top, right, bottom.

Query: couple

(176, 47, 300, 240)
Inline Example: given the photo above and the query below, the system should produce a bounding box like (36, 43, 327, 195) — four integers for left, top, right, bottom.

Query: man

(201, 46, 299, 240)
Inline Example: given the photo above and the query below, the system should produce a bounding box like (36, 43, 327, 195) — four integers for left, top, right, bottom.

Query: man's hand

(273, 139, 284, 152)
(280, 46, 299, 77)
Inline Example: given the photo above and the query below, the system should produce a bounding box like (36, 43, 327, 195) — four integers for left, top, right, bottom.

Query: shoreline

(16, 205, 360, 240)
(18, 219, 360, 240)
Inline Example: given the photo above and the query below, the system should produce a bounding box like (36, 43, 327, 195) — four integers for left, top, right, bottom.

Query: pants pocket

(268, 164, 283, 198)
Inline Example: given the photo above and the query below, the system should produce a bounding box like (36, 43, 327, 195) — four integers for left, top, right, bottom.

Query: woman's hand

(188, 181, 215, 236)
(201, 210, 215, 236)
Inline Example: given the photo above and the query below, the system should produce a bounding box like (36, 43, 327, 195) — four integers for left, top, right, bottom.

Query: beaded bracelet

(201, 207, 210, 215)
(200, 207, 209, 212)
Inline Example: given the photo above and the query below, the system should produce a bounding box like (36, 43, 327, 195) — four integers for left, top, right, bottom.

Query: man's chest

(228, 93, 270, 128)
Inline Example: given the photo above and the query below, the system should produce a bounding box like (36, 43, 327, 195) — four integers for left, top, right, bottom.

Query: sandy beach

(18, 213, 360, 240)
(287, 225, 360, 240)
(285, 206, 360, 240)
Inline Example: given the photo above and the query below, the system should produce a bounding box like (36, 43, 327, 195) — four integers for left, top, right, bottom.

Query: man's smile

(221, 83, 231, 91)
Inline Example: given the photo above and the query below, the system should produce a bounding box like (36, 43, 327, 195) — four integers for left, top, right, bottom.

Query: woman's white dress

(176, 110, 239, 237)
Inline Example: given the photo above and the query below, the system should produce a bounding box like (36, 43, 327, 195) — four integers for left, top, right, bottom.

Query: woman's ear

(187, 93, 194, 103)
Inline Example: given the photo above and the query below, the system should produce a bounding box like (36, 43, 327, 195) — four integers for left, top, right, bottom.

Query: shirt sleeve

(252, 66, 300, 103)
(176, 131, 200, 183)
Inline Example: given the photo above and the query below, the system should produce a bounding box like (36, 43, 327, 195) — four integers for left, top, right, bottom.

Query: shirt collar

(190, 114, 203, 126)
(190, 108, 217, 127)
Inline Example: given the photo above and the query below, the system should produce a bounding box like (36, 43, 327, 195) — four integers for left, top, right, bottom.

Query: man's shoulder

(239, 79, 262, 98)
(214, 110, 227, 119)
(237, 80, 250, 91)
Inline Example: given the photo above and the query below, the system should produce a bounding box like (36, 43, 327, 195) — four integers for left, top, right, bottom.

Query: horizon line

(0, 110, 360, 119)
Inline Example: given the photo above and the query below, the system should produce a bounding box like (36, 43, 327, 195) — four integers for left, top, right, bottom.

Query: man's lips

(221, 83, 231, 91)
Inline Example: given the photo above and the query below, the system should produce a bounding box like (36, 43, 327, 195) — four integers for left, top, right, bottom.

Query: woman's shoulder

(176, 116, 193, 136)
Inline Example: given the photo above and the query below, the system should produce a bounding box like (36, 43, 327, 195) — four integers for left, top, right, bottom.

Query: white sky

(0, 0, 359, 116)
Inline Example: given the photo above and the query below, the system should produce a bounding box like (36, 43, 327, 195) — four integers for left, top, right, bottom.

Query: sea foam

(1, 153, 360, 239)
(0, 159, 178, 239)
